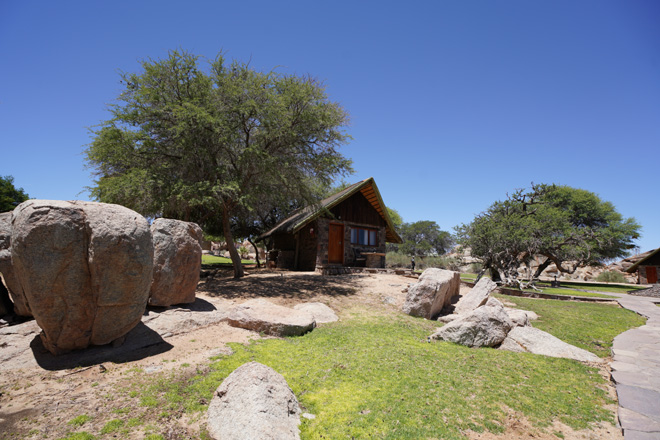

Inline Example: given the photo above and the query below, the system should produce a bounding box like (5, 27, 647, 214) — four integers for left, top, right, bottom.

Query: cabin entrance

(328, 224, 344, 264)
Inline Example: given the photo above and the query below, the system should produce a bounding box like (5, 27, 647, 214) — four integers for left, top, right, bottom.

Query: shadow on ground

(30, 322, 173, 371)
(199, 269, 359, 300)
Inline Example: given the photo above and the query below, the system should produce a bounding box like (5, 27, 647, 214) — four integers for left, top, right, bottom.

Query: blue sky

(1, 1, 659, 253)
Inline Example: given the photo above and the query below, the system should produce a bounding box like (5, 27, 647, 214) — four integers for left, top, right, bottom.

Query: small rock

(293, 302, 338, 324)
(431, 302, 513, 347)
(225, 299, 315, 337)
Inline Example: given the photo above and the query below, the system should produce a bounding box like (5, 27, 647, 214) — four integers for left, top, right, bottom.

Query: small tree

(85, 50, 352, 277)
(456, 183, 640, 287)
(398, 220, 454, 257)
(0, 176, 29, 212)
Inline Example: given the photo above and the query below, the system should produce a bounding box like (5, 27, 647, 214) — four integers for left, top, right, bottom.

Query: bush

(596, 271, 627, 283)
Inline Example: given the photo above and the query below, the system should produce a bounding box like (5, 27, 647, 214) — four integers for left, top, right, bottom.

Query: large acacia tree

(85, 50, 352, 277)
(456, 184, 640, 287)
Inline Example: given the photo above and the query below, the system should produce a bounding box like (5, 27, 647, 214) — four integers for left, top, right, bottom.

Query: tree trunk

(222, 205, 244, 278)
(248, 237, 261, 268)
(532, 258, 552, 280)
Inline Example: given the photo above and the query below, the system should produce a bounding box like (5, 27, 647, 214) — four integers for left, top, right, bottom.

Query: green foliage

(0, 175, 29, 212)
(385, 207, 403, 252)
(397, 220, 454, 257)
(67, 415, 92, 427)
(456, 184, 640, 286)
(497, 295, 646, 357)
(85, 49, 352, 277)
(595, 271, 627, 283)
(133, 314, 620, 438)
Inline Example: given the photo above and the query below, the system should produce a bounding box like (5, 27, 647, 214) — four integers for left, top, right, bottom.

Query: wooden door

(646, 267, 658, 284)
(328, 224, 344, 264)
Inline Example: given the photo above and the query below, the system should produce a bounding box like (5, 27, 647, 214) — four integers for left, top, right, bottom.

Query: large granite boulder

(453, 277, 497, 315)
(149, 218, 203, 307)
(207, 362, 301, 440)
(499, 326, 602, 363)
(0, 212, 30, 316)
(431, 300, 513, 347)
(402, 268, 460, 319)
(10, 200, 153, 354)
(225, 299, 316, 336)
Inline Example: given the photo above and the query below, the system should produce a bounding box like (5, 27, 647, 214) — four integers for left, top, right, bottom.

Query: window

(350, 227, 377, 246)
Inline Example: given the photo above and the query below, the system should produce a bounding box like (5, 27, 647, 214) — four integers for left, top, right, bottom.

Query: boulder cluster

(404, 269, 601, 363)
(0, 200, 203, 355)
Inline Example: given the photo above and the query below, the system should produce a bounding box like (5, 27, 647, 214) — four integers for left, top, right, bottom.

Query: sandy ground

(0, 269, 623, 439)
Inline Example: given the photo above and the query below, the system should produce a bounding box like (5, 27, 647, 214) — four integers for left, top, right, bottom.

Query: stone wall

(315, 218, 387, 270)
(639, 266, 660, 284)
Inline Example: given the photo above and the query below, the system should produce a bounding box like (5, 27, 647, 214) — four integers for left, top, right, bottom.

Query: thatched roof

(625, 248, 660, 273)
(258, 177, 402, 243)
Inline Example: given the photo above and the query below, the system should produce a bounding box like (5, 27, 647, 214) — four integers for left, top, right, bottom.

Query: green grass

(132, 313, 618, 439)
(100, 419, 124, 434)
(521, 287, 615, 299)
(57, 433, 95, 440)
(201, 254, 254, 266)
(496, 294, 646, 358)
(67, 415, 92, 427)
(535, 281, 646, 295)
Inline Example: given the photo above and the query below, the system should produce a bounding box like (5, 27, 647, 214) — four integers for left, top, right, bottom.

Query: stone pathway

(608, 291, 660, 440)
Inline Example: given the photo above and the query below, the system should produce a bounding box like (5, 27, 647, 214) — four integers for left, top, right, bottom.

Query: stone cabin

(258, 178, 402, 273)
(625, 247, 660, 284)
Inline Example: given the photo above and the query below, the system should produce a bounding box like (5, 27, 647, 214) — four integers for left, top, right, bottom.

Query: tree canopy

(455, 183, 640, 286)
(397, 220, 454, 257)
(0, 176, 29, 212)
(85, 50, 352, 277)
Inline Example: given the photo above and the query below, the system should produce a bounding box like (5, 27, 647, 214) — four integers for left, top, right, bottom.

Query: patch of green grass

(522, 287, 615, 299)
(201, 254, 254, 266)
(57, 433, 95, 440)
(460, 273, 478, 282)
(67, 415, 92, 427)
(497, 294, 646, 357)
(100, 419, 124, 434)
(135, 313, 616, 439)
(144, 435, 165, 440)
(536, 281, 646, 294)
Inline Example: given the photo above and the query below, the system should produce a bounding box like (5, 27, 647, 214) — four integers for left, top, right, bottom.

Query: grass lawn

(496, 294, 646, 358)
(521, 287, 616, 299)
(125, 309, 634, 439)
(201, 254, 255, 266)
(535, 281, 647, 295)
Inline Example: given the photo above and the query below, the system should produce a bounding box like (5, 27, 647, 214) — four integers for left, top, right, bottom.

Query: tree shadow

(146, 297, 217, 314)
(30, 322, 173, 371)
(200, 270, 360, 300)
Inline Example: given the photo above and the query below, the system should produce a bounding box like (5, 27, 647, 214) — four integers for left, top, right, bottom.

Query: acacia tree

(456, 183, 640, 287)
(0, 176, 29, 212)
(85, 50, 352, 277)
(398, 220, 454, 257)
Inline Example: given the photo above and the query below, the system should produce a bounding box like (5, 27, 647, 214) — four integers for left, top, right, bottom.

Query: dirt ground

(0, 269, 623, 439)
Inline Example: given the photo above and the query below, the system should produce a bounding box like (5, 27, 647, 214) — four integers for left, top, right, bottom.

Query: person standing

(411, 255, 415, 271)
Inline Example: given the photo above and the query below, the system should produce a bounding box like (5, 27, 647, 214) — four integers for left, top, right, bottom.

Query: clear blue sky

(1, 1, 659, 253)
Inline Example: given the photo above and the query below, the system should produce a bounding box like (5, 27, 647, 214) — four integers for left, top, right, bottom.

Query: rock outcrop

(293, 302, 338, 324)
(0, 212, 30, 316)
(431, 300, 513, 347)
(453, 276, 497, 314)
(207, 362, 301, 440)
(149, 218, 203, 307)
(499, 326, 602, 363)
(10, 200, 153, 354)
(402, 268, 460, 319)
(225, 299, 316, 336)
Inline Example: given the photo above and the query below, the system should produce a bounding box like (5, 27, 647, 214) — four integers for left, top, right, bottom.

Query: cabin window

(350, 227, 377, 246)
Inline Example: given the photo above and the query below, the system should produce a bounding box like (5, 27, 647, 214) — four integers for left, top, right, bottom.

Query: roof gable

(625, 247, 660, 273)
(258, 178, 402, 243)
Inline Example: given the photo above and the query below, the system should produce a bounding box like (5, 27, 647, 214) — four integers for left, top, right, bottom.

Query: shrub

(596, 271, 627, 283)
